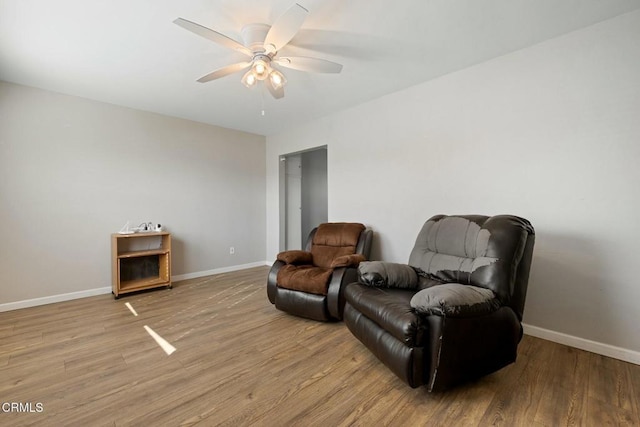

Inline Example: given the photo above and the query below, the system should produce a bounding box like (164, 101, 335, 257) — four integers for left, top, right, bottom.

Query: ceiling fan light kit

(174, 3, 342, 99)
(270, 69, 286, 89)
(241, 70, 257, 88)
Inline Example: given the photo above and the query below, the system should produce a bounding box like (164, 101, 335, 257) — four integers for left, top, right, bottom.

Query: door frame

(279, 145, 328, 251)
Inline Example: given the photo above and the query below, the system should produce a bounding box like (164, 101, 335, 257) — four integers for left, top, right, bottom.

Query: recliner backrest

(309, 223, 366, 268)
(408, 215, 535, 319)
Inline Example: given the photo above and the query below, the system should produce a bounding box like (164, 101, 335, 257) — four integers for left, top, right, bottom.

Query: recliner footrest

(344, 283, 424, 347)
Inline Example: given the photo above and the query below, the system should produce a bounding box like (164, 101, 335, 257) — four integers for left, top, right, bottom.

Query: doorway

(279, 146, 328, 250)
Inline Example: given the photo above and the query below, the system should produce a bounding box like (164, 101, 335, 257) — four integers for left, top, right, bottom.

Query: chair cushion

(344, 283, 424, 347)
(277, 265, 333, 295)
(311, 223, 365, 268)
(410, 283, 500, 317)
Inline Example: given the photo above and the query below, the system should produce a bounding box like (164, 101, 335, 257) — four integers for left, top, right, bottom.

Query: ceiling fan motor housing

(241, 23, 271, 53)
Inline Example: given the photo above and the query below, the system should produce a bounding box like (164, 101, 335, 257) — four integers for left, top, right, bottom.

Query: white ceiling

(2, 0, 640, 136)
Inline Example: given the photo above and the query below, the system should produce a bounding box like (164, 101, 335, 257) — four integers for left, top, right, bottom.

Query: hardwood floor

(1, 266, 639, 426)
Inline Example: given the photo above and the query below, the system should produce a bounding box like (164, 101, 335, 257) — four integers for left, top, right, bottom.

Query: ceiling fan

(174, 3, 343, 99)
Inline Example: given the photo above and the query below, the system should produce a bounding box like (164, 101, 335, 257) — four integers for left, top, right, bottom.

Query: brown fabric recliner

(267, 222, 373, 321)
(343, 214, 535, 391)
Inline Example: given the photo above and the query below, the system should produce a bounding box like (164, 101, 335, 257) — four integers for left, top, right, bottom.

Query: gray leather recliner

(343, 214, 535, 391)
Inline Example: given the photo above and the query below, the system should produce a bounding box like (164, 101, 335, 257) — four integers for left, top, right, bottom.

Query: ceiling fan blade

(275, 56, 343, 73)
(174, 18, 253, 57)
(264, 3, 308, 53)
(266, 79, 285, 99)
(197, 62, 252, 83)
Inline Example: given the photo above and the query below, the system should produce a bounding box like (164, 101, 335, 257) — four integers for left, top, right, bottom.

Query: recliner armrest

(277, 250, 313, 265)
(331, 254, 365, 268)
(358, 261, 418, 289)
(410, 283, 500, 317)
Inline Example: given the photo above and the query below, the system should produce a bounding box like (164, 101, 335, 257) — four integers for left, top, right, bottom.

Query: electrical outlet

(229, 247, 235, 255)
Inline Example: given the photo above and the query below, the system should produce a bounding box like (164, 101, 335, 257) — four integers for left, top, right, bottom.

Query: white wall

(0, 81, 266, 305)
(266, 11, 640, 356)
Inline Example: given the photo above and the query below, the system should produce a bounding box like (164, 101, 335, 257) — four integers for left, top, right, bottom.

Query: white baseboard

(523, 323, 640, 365)
(0, 287, 112, 312)
(0, 261, 270, 313)
(170, 261, 270, 281)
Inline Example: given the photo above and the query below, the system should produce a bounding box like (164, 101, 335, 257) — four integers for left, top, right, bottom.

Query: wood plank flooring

(1, 266, 639, 426)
